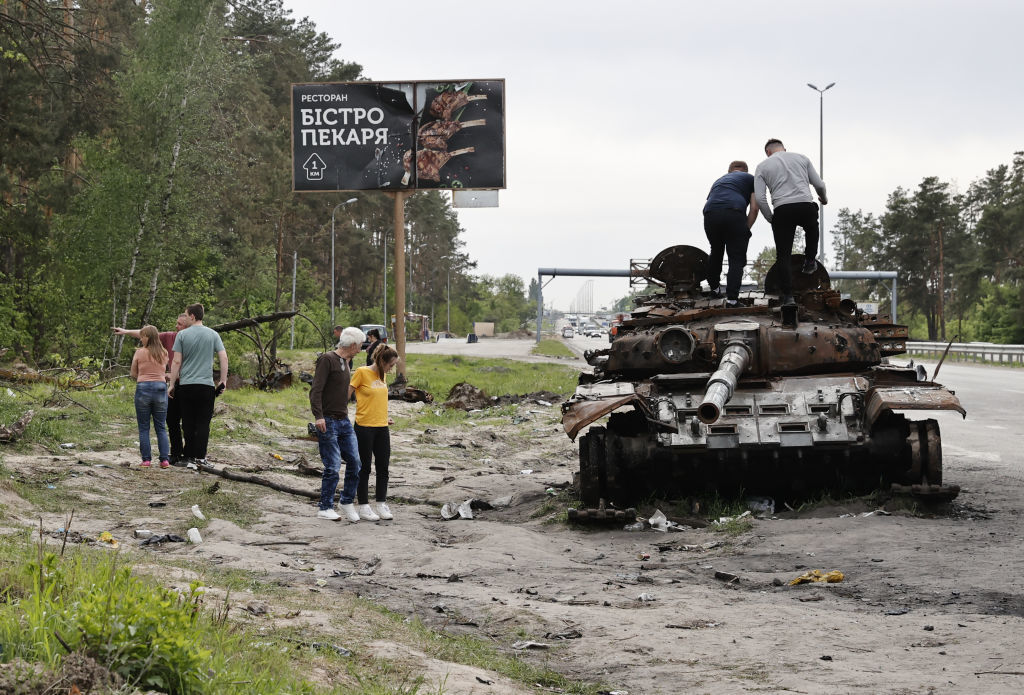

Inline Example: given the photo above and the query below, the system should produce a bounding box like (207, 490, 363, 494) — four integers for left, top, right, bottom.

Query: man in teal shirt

(169, 303, 228, 465)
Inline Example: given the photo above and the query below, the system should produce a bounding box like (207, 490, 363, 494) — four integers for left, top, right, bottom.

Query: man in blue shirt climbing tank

(703, 160, 759, 306)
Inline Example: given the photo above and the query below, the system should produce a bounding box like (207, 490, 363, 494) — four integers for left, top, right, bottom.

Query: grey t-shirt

(753, 151, 828, 223)
(172, 325, 225, 386)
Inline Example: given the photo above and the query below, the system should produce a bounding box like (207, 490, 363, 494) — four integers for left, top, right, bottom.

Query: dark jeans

(167, 380, 183, 458)
(771, 201, 819, 296)
(176, 383, 215, 460)
(317, 416, 361, 509)
(703, 209, 751, 300)
(134, 381, 169, 462)
(355, 424, 391, 504)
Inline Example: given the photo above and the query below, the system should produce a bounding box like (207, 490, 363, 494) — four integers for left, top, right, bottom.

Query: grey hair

(337, 326, 366, 349)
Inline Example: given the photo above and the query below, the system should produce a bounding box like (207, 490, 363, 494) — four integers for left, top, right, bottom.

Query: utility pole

(807, 82, 835, 263)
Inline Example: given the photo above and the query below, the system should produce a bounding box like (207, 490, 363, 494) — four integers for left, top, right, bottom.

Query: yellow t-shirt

(350, 366, 389, 427)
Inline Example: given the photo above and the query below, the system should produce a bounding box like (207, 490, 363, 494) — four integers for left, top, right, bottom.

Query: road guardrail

(904, 341, 1024, 365)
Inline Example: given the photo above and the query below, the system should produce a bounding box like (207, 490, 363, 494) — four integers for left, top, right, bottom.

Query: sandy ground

(2, 340, 1023, 695)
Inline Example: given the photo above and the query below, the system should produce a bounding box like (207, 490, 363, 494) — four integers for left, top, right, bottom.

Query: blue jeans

(135, 381, 169, 462)
(317, 417, 361, 509)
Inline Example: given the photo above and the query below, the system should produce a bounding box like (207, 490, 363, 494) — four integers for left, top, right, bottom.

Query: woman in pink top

(130, 325, 170, 468)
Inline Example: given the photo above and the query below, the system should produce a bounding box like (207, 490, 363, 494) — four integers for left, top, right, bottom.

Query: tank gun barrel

(698, 343, 751, 424)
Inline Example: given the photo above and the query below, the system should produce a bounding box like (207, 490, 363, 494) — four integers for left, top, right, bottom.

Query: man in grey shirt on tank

(168, 303, 228, 466)
(754, 138, 828, 304)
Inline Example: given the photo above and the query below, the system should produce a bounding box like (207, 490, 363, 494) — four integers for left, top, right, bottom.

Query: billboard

(291, 80, 505, 192)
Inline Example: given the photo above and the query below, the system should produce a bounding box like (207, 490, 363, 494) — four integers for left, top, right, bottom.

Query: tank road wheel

(578, 426, 607, 507)
(905, 419, 942, 486)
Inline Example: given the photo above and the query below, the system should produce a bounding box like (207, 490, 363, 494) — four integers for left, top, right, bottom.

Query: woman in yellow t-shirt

(348, 345, 399, 521)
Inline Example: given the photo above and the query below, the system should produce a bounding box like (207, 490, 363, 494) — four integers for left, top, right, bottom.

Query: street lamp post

(330, 197, 358, 326)
(807, 81, 835, 264)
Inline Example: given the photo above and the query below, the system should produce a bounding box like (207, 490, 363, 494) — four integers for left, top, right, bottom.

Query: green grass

(401, 354, 578, 401)
(531, 339, 575, 359)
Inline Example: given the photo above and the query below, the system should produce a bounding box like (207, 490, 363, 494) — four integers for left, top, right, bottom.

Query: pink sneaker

(140, 460, 152, 468)
(159, 459, 170, 469)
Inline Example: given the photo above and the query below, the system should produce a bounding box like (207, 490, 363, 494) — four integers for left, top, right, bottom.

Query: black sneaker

(702, 287, 723, 299)
(801, 258, 818, 274)
(170, 456, 188, 468)
(726, 299, 739, 307)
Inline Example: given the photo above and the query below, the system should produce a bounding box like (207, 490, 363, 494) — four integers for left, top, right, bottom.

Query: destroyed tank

(561, 245, 966, 509)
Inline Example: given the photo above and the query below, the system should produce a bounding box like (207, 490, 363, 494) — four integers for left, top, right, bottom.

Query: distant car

(561, 326, 575, 338)
(585, 328, 603, 338)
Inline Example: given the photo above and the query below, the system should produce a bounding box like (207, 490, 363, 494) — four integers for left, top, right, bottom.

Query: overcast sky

(285, 0, 1024, 312)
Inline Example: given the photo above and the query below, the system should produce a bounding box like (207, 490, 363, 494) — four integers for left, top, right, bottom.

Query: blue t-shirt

(703, 171, 755, 213)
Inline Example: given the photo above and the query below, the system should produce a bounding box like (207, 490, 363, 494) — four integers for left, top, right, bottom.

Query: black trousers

(355, 424, 390, 504)
(771, 201, 819, 296)
(703, 209, 750, 300)
(167, 380, 183, 458)
(176, 383, 215, 460)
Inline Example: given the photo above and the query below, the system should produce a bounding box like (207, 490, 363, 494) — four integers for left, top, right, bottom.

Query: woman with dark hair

(130, 325, 170, 468)
(348, 344, 399, 520)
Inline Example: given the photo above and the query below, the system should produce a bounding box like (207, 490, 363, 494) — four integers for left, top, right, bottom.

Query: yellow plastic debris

(270, 453, 284, 461)
(788, 569, 844, 586)
(97, 531, 120, 549)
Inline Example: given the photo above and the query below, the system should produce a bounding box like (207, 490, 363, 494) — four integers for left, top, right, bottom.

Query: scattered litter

(820, 655, 833, 661)
(714, 571, 739, 584)
(309, 642, 352, 657)
(358, 556, 381, 576)
(923, 625, 935, 631)
(269, 452, 284, 461)
(536, 400, 552, 407)
(520, 469, 533, 475)
(681, 540, 725, 552)
(789, 570, 844, 586)
(440, 499, 475, 520)
(746, 496, 775, 515)
(186, 527, 203, 544)
(315, 579, 327, 587)
(97, 531, 119, 549)
(714, 510, 752, 525)
(546, 487, 557, 496)
(476, 677, 494, 685)
(133, 529, 153, 539)
(637, 593, 656, 602)
(544, 628, 582, 640)
(885, 608, 909, 616)
(648, 509, 669, 532)
(191, 504, 206, 521)
(637, 552, 650, 561)
(140, 534, 186, 546)
(512, 641, 550, 650)
(330, 569, 351, 578)
(623, 521, 645, 532)
(798, 594, 824, 602)
(60, 443, 76, 449)
(666, 620, 721, 629)
(148, 501, 166, 508)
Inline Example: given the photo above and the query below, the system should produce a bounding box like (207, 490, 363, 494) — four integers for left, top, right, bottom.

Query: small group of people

(703, 138, 828, 306)
(115, 303, 228, 469)
(310, 326, 398, 522)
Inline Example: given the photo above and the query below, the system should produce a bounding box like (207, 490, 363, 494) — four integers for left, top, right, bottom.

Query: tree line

(0, 0, 536, 370)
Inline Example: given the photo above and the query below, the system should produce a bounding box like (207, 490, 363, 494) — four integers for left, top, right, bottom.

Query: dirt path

(3, 350, 1023, 694)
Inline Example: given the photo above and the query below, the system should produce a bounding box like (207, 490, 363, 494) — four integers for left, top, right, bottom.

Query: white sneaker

(358, 504, 380, 521)
(316, 508, 340, 521)
(376, 501, 393, 520)
(339, 503, 360, 522)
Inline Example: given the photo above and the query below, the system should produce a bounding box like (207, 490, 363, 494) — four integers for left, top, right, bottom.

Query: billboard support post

(393, 191, 407, 380)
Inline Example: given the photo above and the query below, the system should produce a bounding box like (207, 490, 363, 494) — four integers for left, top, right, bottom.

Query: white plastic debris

(440, 499, 474, 520)
(186, 527, 202, 544)
(746, 496, 775, 515)
(648, 509, 669, 532)
(191, 504, 206, 521)
(59, 443, 76, 449)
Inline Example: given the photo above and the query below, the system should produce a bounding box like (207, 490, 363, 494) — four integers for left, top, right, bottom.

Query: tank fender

(865, 386, 966, 427)
(562, 394, 638, 440)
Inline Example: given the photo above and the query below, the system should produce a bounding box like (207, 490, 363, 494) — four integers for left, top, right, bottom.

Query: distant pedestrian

(364, 328, 382, 366)
(129, 325, 170, 469)
(703, 160, 759, 305)
(113, 312, 189, 464)
(168, 303, 228, 466)
(754, 138, 828, 305)
(350, 345, 399, 521)
(310, 326, 366, 521)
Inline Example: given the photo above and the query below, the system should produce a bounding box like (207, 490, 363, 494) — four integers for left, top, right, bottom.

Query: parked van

(561, 325, 575, 339)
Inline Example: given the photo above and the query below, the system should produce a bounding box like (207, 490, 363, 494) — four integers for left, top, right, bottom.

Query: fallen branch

(209, 311, 299, 333)
(0, 410, 35, 443)
(198, 461, 322, 501)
